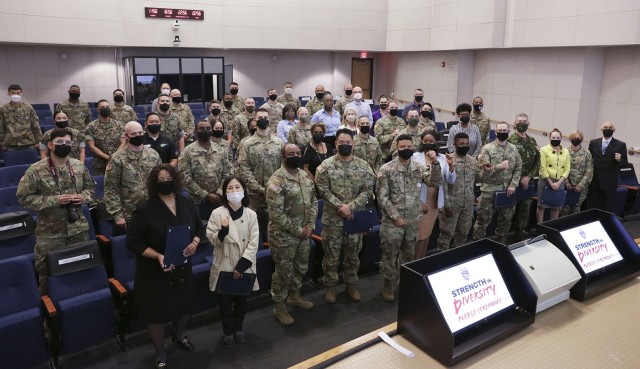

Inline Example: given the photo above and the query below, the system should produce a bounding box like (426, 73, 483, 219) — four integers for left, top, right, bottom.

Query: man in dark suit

(587, 121, 628, 212)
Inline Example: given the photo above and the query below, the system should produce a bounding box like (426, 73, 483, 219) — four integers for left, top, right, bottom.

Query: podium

(537, 209, 640, 301)
(398, 239, 536, 367)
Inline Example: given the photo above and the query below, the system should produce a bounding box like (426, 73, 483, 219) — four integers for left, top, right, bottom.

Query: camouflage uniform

(110, 103, 137, 124)
(353, 134, 383, 174)
(374, 115, 406, 160)
(287, 123, 312, 148)
(232, 112, 254, 148)
(315, 155, 375, 287)
(104, 146, 161, 222)
(178, 141, 233, 204)
(376, 158, 441, 281)
(211, 138, 233, 163)
(560, 146, 593, 216)
(219, 105, 241, 135)
(40, 127, 85, 160)
(84, 118, 125, 175)
(472, 141, 522, 242)
(334, 96, 354, 116)
(507, 133, 540, 234)
(438, 153, 478, 249)
(170, 103, 195, 136)
(418, 116, 436, 132)
(390, 126, 422, 159)
(259, 101, 285, 133)
(16, 158, 95, 292)
(0, 101, 42, 149)
(277, 94, 300, 111)
(156, 111, 185, 145)
(231, 95, 245, 111)
(304, 97, 323, 117)
(57, 98, 92, 131)
(470, 111, 491, 145)
(266, 165, 317, 302)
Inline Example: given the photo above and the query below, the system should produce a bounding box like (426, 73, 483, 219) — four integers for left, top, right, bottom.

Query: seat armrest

(108, 278, 127, 297)
(41, 295, 57, 317)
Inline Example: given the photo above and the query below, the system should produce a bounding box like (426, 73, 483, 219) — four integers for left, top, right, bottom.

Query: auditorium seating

(131, 105, 145, 115)
(186, 102, 204, 111)
(4, 149, 39, 166)
(0, 186, 30, 214)
(84, 156, 93, 175)
(36, 110, 52, 120)
(0, 164, 30, 188)
(31, 103, 51, 111)
(0, 211, 36, 260)
(107, 235, 139, 350)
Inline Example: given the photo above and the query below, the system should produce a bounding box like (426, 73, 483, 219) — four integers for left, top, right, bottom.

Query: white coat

(206, 206, 260, 292)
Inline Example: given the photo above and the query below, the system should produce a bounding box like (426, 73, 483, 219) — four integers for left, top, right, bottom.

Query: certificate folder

(540, 186, 567, 207)
(164, 225, 191, 267)
(514, 184, 535, 200)
(215, 271, 256, 296)
(343, 209, 379, 235)
(564, 190, 581, 207)
(494, 190, 515, 208)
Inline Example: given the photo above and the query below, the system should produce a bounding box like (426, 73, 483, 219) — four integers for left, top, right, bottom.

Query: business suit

(587, 137, 628, 212)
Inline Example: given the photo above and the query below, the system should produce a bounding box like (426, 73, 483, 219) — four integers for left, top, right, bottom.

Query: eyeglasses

(53, 140, 73, 145)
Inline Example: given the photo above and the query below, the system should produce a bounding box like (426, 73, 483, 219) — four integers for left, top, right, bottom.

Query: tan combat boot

(273, 301, 294, 326)
(381, 279, 394, 302)
(345, 283, 361, 302)
(325, 286, 336, 304)
(287, 289, 314, 310)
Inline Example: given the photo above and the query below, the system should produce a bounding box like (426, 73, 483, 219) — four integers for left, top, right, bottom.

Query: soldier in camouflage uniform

(211, 120, 233, 163)
(304, 85, 325, 117)
(169, 89, 195, 139)
(315, 128, 375, 304)
(229, 82, 245, 111)
(238, 118, 257, 153)
(0, 84, 43, 150)
(57, 84, 92, 131)
(374, 101, 406, 161)
(216, 95, 241, 139)
(110, 89, 137, 124)
(266, 143, 317, 326)
(507, 113, 540, 240)
(419, 104, 437, 132)
(390, 109, 423, 159)
(287, 107, 312, 149)
(156, 94, 186, 151)
(85, 99, 126, 175)
(377, 134, 443, 302)
(276, 82, 300, 111)
(260, 88, 285, 132)
(17, 128, 96, 293)
(561, 130, 593, 216)
(237, 109, 284, 241)
(231, 98, 256, 149)
(471, 96, 491, 145)
(40, 110, 85, 161)
(472, 122, 522, 244)
(334, 83, 354, 116)
(353, 116, 382, 174)
(104, 122, 161, 231)
(437, 132, 478, 250)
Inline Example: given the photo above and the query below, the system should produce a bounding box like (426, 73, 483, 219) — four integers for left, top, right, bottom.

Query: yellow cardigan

(539, 144, 570, 180)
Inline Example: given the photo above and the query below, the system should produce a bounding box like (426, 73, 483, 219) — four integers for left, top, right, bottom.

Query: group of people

(6, 80, 629, 369)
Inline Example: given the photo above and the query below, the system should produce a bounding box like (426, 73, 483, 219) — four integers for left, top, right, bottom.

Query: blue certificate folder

(215, 271, 256, 296)
(540, 186, 567, 207)
(164, 225, 191, 267)
(343, 209, 379, 235)
(494, 191, 515, 208)
(565, 190, 581, 207)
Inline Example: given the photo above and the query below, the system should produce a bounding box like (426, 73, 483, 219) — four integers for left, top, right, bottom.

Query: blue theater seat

(4, 149, 39, 166)
(0, 164, 30, 188)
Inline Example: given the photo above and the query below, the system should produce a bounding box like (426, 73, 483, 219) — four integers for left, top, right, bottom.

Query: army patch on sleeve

(268, 183, 281, 193)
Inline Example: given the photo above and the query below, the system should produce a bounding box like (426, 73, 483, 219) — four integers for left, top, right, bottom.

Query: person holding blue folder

(127, 164, 204, 369)
(536, 129, 570, 223)
(206, 175, 259, 347)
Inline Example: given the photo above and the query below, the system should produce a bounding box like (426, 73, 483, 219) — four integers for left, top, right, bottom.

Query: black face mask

(344, 89, 353, 96)
(421, 143, 438, 152)
(53, 144, 72, 158)
(159, 103, 170, 112)
(316, 92, 325, 100)
(359, 126, 370, 134)
(414, 95, 423, 102)
(171, 96, 182, 104)
(550, 139, 561, 147)
(285, 156, 303, 169)
(473, 104, 483, 112)
(456, 146, 470, 156)
(268, 94, 277, 101)
(460, 115, 470, 124)
(223, 100, 233, 108)
(55, 120, 69, 129)
(571, 138, 582, 146)
(114, 95, 124, 103)
(338, 144, 352, 156)
(398, 149, 414, 160)
(379, 104, 388, 110)
(603, 129, 614, 138)
(389, 109, 398, 117)
(312, 133, 324, 144)
(211, 108, 221, 115)
(257, 118, 270, 130)
(157, 180, 174, 195)
(230, 89, 239, 95)
(197, 130, 212, 141)
(249, 128, 257, 135)
(128, 135, 144, 146)
(496, 132, 509, 141)
(212, 130, 224, 138)
(69, 92, 80, 100)
(420, 111, 431, 118)
(99, 107, 111, 117)
(147, 124, 161, 134)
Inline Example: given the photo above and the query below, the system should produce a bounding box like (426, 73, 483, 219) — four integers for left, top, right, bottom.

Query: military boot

(381, 279, 394, 302)
(345, 283, 361, 302)
(273, 301, 294, 326)
(287, 289, 314, 310)
(325, 286, 336, 304)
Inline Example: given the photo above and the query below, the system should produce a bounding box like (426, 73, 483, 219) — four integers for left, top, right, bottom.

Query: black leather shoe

(172, 334, 194, 351)
(155, 360, 167, 368)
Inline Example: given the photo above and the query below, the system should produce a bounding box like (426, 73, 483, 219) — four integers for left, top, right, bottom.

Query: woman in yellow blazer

(206, 175, 259, 348)
(537, 129, 570, 222)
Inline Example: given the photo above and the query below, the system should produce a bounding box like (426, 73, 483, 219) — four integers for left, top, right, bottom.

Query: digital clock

(145, 7, 204, 20)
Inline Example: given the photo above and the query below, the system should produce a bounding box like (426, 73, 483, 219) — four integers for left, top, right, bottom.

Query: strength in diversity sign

(560, 220, 623, 274)
(427, 254, 514, 333)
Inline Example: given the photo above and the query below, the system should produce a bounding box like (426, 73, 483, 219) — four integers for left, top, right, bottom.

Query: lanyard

(48, 158, 77, 195)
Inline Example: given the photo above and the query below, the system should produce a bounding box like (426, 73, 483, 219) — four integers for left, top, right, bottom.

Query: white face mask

(354, 92, 363, 100)
(10, 94, 21, 103)
(161, 88, 170, 95)
(227, 191, 244, 204)
(284, 87, 293, 94)
(346, 114, 356, 123)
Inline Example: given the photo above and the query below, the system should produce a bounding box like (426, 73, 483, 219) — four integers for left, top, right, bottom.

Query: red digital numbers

(145, 7, 204, 20)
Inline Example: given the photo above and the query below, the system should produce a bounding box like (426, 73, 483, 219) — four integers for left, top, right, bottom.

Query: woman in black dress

(126, 163, 205, 369)
(303, 122, 334, 181)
